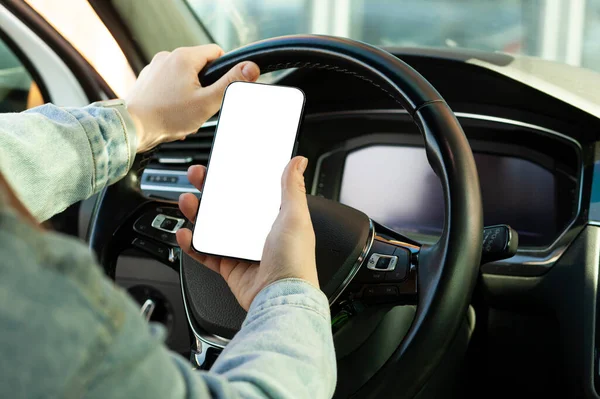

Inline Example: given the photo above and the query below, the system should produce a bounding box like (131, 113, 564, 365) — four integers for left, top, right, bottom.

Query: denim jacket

(0, 104, 336, 398)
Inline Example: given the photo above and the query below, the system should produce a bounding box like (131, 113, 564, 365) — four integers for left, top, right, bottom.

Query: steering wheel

(88, 35, 482, 398)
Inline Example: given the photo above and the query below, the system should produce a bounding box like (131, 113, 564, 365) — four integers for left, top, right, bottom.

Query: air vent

(140, 120, 216, 200)
(147, 122, 216, 170)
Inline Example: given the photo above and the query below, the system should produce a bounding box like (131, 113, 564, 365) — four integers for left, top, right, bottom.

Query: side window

(0, 35, 45, 113)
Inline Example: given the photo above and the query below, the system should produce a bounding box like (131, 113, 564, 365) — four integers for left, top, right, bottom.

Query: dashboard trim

(201, 119, 218, 128)
(311, 149, 335, 196)
(308, 109, 584, 270)
(140, 184, 198, 193)
(143, 168, 190, 176)
(305, 109, 581, 148)
(140, 169, 200, 193)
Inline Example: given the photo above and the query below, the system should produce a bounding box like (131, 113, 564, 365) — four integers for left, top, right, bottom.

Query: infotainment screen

(339, 145, 558, 246)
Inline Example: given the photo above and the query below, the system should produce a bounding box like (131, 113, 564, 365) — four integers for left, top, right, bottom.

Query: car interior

(2, 0, 600, 398)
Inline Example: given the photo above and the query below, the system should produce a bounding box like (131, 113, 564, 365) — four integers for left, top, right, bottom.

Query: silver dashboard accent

(306, 108, 581, 147)
(140, 299, 156, 322)
(151, 214, 185, 233)
(140, 170, 200, 193)
(191, 335, 220, 370)
(309, 109, 584, 265)
(140, 168, 200, 193)
(202, 119, 218, 128)
(144, 168, 189, 176)
(366, 253, 398, 271)
(140, 118, 214, 194)
(328, 219, 375, 305)
(453, 112, 580, 146)
(310, 149, 334, 197)
(140, 184, 199, 193)
(158, 157, 193, 164)
(168, 248, 178, 263)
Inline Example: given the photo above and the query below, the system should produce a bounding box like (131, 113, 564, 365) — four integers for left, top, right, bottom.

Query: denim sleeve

(0, 104, 136, 221)
(85, 279, 336, 399)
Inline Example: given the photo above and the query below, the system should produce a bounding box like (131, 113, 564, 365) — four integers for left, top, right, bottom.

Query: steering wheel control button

(151, 214, 185, 234)
(160, 217, 178, 231)
(364, 285, 399, 298)
(375, 257, 389, 269)
(366, 253, 397, 272)
(371, 271, 385, 282)
(132, 238, 169, 261)
(134, 208, 188, 247)
(380, 286, 399, 296)
(385, 268, 407, 282)
(356, 254, 398, 283)
(384, 247, 410, 282)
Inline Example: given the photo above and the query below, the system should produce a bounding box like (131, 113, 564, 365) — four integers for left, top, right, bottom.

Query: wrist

(124, 105, 148, 153)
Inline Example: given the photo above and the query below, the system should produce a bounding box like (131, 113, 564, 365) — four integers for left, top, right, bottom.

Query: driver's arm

(0, 104, 137, 222)
(81, 278, 335, 399)
(0, 45, 258, 222)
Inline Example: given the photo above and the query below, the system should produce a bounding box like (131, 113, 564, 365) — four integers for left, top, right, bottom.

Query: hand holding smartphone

(192, 81, 306, 262)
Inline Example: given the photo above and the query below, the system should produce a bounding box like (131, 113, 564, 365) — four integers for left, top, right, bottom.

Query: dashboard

(315, 133, 578, 248)
(299, 108, 581, 253)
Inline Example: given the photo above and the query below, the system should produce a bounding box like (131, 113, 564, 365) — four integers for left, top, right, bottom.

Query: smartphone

(191, 81, 306, 262)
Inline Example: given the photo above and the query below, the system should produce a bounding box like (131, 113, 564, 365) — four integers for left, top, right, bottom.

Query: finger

(187, 164, 207, 191)
(137, 64, 151, 80)
(151, 50, 170, 63)
(179, 193, 199, 222)
(201, 61, 260, 115)
(175, 44, 225, 73)
(176, 228, 221, 274)
(281, 156, 309, 210)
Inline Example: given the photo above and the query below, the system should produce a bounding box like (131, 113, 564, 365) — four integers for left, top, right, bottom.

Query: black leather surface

(308, 195, 371, 298)
(199, 35, 443, 115)
(181, 254, 246, 338)
(181, 195, 371, 338)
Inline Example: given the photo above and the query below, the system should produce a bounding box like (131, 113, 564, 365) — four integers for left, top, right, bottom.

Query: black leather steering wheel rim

(89, 34, 483, 398)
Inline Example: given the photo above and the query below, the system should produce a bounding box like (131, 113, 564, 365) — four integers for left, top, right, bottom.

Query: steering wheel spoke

(120, 200, 190, 271)
(334, 219, 419, 307)
(91, 184, 189, 278)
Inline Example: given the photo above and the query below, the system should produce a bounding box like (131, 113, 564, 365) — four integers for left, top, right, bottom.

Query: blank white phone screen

(192, 82, 305, 261)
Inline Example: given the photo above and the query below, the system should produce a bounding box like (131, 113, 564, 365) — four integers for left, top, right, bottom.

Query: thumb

(202, 61, 260, 114)
(281, 156, 309, 210)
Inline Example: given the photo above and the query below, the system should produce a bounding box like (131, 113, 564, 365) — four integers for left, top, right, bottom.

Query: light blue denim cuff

(65, 105, 134, 192)
(245, 279, 331, 327)
(111, 106, 138, 171)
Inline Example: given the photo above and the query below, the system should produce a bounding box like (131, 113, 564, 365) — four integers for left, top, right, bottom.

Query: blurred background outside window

(26, 0, 136, 97)
(21, 0, 600, 98)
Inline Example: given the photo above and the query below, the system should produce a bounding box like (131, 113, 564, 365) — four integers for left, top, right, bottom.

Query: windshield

(186, 0, 600, 73)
